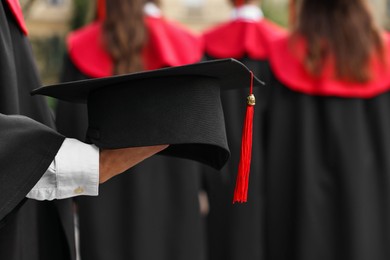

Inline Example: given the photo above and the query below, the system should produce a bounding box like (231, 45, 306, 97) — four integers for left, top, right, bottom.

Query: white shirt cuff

(26, 138, 99, 200)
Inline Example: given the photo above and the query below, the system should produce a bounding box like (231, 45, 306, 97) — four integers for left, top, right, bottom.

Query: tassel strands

(233, 71, 255, 203)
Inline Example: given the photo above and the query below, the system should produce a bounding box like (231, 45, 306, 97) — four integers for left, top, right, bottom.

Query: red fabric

(268, 33, 390, 98)
(67, 16, 204, 78)
(203, 19, 285, 60)
(97, 0, 106, 21)
(67, 22, 112, 77)
(6, 0, 28, 35)
(143, 17, 203, 70)
(234, 0, 245, 7)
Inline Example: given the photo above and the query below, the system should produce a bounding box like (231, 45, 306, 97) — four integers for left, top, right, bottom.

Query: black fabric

(0, 1, 75, 259)
(0, 114, 64, 221)
(201, 56, 268, 260)
(35, 58, 263, 170)
(205, 56, 390, 260)
(86, 75, 228, 169)
(56, 55, 207, 260)
(262, 71, 390, 260)
(33, 58, 263, 103)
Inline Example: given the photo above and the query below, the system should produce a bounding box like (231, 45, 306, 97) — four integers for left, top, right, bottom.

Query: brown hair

(292, 0, 384, 82)
(102, 0, 159, 75)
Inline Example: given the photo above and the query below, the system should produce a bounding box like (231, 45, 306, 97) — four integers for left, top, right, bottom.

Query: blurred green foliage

(30, 0, 94, 109)
(30, 35, 65, 109)
(262, 0, 288, 28)
(70, 0, 93, 29)
(30, 0, 94, 86)
(31, 36, 65, 85)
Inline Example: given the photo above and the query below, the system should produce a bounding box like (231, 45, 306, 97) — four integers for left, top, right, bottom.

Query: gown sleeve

(0, 113, 65, 220)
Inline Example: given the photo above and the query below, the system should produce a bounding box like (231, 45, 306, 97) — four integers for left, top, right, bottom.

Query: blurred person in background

(201, 0, 283, 259)
(203, 0, 284, 80)
(253, 0, 390, 259)
(55, 0, 207, 259)
(0, 1, 166, 260)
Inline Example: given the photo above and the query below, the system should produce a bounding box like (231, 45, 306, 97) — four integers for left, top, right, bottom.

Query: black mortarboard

(32, 58, 263, 202)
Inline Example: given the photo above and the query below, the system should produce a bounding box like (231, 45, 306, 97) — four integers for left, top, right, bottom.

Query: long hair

(292, 0, 384, 82)
(101, 0, 159, 75)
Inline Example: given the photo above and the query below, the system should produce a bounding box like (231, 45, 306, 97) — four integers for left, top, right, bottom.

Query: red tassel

(233, 72, 255, 203)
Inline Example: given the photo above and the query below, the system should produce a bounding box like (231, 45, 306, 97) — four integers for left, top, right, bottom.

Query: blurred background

(21, 0, 390, 87)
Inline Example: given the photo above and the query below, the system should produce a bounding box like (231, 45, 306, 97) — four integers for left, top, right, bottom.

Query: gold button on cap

(247, 94, 256, 106)
(74, 186, 84, 194)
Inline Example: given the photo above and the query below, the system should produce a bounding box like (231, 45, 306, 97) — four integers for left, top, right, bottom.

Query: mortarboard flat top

(32, 59, 263, 170)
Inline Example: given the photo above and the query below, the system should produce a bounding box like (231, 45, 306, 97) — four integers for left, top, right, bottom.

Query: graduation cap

(32, 58, 263, 202)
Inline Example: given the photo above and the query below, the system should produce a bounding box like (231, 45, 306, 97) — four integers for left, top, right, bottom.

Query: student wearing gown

(257, 0, 390, 259)
(55, 1, 206, 259)
(0, 1, 166, 259)
(201, 1, 283, 259)
(0, 1, 80, 259)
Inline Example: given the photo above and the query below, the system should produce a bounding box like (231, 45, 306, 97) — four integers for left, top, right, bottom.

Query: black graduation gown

(258, 69, 390, 260)
(201, 18, 283, 260)
(206, 22, 390, 259)
(257, 34, 390, 260)
(0, 1, 76, 259)
(0, 114, 64, 221)
(55, 18, 207, 260)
